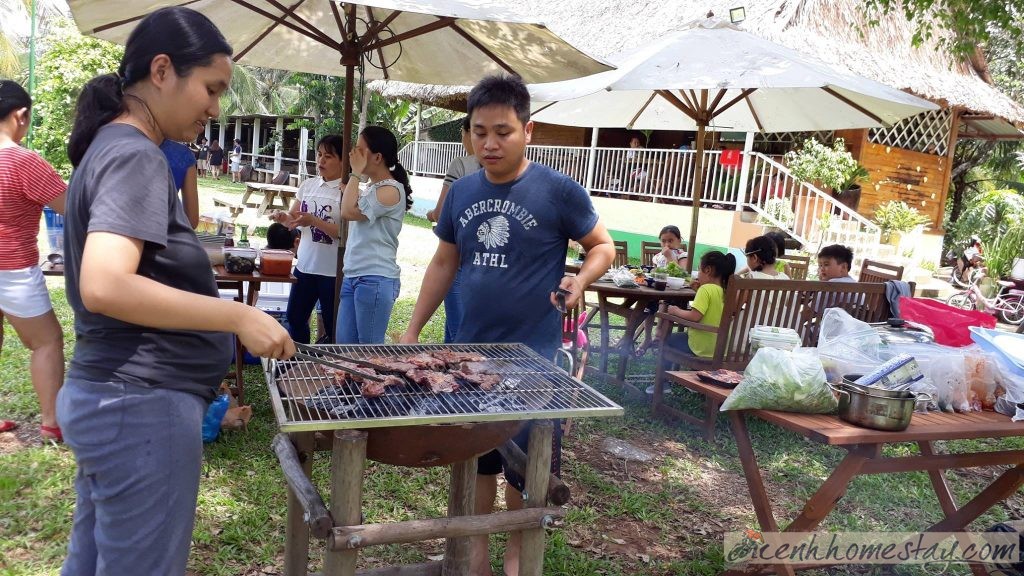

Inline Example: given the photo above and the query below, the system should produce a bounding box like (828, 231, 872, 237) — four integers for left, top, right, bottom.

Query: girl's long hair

(68, 7, 232, 167)
(700, 250, 737, 290)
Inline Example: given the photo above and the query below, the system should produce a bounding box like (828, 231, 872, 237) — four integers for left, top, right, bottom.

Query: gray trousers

(57, 377, 206, 576)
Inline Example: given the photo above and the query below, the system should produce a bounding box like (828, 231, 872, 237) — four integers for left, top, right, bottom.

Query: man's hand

(426, 208, 438, 223)
(398, 330, 419, 344)
(550, 275, 584, 310)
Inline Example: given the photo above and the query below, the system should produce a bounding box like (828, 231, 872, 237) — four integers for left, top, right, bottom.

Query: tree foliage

(32, 21, 122, 176)
(863, 0, 1024, 58)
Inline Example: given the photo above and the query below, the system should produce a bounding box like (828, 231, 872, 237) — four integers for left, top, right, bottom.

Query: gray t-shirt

(342, 178, 405, 278)
(64, 123, 233, 400)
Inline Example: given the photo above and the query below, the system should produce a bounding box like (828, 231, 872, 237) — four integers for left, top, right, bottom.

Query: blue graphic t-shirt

(435, 162, 599, 358)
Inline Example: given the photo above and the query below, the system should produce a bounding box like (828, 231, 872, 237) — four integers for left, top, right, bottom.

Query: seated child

(663, 250, 737, 359)
(652, 224, 688, 270)
(741, 235, 789, 279)
(266, 222, 299, 252)
(817, 244, 855, 282)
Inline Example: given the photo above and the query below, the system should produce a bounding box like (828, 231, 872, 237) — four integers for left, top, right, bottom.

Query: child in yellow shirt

(664, 250, 736, 357)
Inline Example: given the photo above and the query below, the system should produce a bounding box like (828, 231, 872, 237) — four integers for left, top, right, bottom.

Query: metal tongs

(292, 342, 385, 382)
(554, 287, 571, 313)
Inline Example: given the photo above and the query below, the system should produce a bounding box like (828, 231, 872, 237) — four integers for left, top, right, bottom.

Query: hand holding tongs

(292, 342, 385, 382)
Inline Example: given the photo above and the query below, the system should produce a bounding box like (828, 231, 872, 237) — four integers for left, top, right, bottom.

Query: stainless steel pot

(829, 382, 931, 432)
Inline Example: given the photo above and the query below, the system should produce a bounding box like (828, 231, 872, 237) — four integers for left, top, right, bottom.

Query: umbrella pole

(333, 61, 356, 334)
(687, 121, 706, 270)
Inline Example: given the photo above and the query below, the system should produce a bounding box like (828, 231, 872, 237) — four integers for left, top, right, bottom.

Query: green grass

(3, 292, 1024, 575)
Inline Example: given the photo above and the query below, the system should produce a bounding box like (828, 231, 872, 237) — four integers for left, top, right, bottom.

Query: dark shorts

(477, 419, 563, 493)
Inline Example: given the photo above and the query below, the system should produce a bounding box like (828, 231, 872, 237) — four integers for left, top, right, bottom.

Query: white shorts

(0, 265, 53, 318)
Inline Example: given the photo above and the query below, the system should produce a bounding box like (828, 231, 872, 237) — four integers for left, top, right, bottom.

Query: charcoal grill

(270, 343, 624, 576)
(267, 342, 622, 432)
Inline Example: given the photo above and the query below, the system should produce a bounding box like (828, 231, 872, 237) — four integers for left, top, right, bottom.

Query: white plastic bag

(721, 348, 836, 413)
(817, 308, 883, 383)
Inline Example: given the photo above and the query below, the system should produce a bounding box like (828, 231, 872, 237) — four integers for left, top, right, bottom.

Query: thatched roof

(370, 0, 1024, 128)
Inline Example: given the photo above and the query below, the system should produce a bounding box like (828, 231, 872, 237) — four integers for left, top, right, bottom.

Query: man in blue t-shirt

(401, 74, 614, 575)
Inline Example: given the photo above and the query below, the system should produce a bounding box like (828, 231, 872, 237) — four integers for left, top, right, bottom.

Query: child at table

(663, 250, 736, 358)
(652, 225, 688, 270)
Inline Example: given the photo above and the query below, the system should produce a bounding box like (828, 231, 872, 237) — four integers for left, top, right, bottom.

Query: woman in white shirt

(271, 135, 343, 343)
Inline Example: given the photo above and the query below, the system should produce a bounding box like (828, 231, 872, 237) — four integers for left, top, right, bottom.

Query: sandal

(40, 424, 63, 443)
(0, 420, 16, 433)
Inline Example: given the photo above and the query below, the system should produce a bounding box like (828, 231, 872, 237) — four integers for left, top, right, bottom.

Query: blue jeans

(57, 378, 206, 576)
(286, 268, 336, 344)
(336, 275, 400, 344)
(443, 272, 462, 343)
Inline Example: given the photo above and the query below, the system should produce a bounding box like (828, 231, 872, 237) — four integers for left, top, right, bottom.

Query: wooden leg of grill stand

(324, 430, 367, 576)
(441, 457, 478, 576)
(518, 421, 554, 576)
(284, 432, 315, 576)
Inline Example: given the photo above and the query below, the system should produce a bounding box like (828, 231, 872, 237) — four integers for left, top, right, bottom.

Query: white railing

(397, 141, 880, 253)
(742, 153, 880, 247)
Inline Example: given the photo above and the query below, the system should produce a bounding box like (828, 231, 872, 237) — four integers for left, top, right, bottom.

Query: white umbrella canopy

(67, 0, 612, 321)
(67, 0, 612, 84)
(528, 18, 939, 256)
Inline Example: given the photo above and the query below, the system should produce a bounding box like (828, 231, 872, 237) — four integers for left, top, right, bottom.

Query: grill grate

(266, 343, 623, 432)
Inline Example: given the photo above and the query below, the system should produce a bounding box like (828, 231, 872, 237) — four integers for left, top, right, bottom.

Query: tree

(863, 1, 1024, 58)
(31, 20, 122, 176)
(220, 65, 299, 117)
(0, 0, 72, 78)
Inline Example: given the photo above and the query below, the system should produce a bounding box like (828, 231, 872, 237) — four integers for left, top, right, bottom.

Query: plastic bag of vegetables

(720, 347, 837, 413)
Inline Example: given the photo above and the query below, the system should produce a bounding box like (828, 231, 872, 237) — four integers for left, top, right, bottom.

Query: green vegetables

(654, 262, 687, 278)
(720, 348, 837, 414)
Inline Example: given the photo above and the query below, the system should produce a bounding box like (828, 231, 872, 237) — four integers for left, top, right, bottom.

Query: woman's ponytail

(68, 73, 125, 167)
(390, 161, 413, 211)
(699, 250, 738, 290)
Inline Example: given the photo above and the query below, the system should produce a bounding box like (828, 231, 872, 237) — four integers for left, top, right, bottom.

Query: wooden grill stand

(274, 421, 562, 576)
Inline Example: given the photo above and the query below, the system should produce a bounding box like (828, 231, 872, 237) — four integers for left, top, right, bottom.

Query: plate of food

(696, 369, 744, 388)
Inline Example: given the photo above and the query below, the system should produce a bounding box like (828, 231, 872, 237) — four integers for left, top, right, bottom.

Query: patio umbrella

(528, 17, 939, 262)
(67, 0, 612, 318)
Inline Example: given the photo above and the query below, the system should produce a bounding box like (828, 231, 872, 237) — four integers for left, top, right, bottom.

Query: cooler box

(749, 325, 802, 353)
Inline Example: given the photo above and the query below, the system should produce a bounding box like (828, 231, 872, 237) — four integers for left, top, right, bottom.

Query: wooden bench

(652, 277, 912, 439)
(859, 258, 905, 283)
(213, 196, 245, 218)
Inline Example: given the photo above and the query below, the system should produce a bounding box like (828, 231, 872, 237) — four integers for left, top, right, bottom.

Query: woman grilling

(335, 125, 412, 344)
(59, 7, 293, 574)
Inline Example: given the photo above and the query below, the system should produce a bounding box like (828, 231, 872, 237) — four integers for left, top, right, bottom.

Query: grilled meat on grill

(452, 370, 502, 391)
(432, 350, 487, 365)
(360, 374, 405, 398)
(323, 362, 378, 383)
(406, 369, 460, 393)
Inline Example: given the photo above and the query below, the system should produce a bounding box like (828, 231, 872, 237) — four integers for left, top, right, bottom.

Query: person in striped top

(0, 79, 67, 442)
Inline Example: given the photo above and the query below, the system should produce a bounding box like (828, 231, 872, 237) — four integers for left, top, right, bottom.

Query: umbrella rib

(236, 0, 308, 60)
(365, 7, 390, 80)
(708, 88, 756, 121)
(658, 90, 698, 120)
(707, 89, 727, 115)
(92, 0, 201, 33)
(360, 10, 402, 49)
(263, 0, 336, 47)
(821, 86, 886, 126)
(330, 0, 345, 39)
(227, 0, 338, 48)
(676, 89, 698, 113)
(744, 95, 765, 133)
(626, 93, 658, 129)
(362, 18, 455, 52)
(448, 22, 517, 76)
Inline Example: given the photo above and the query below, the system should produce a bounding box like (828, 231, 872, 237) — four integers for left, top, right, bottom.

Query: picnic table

(214, 265, 297, 403)
(588, 279, 695, 382)
(668, 371, 1024, 576)
(241, 182, 300, 215)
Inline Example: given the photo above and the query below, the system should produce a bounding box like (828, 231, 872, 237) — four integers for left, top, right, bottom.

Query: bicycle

(949, 257, 985, 289)
(946, 272, 1024, 325)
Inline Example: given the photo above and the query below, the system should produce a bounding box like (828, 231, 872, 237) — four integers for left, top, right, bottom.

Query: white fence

(397, 140, 881, 252)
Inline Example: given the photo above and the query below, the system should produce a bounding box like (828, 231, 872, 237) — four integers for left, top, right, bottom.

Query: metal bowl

(829, 382, 930, 431)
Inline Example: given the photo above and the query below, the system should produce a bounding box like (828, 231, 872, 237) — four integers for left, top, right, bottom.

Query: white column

(274, 117, 284, 173)
(204, 121, 211, 143)
(251, 117, 261, 168)
(584, 127, 599, 191)
(233, 118, 242, 150)
(412, 102, 421, 176)
(298, 126, 309, 180)
(735, 131, 756, 211)
(218, 120, 226, 147)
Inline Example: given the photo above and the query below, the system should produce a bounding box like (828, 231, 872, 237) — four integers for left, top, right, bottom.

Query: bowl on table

(666, 276, 687, 289)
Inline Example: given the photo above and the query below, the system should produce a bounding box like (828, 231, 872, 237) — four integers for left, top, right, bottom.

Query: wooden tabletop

(668, 371, 1024, 446)
(588, 279, 695, 299)
(213, 264, 297, 283)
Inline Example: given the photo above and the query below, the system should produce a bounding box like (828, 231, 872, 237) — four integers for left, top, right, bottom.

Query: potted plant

(872, 200, 931, 245)
(784, 137, 869, 212)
